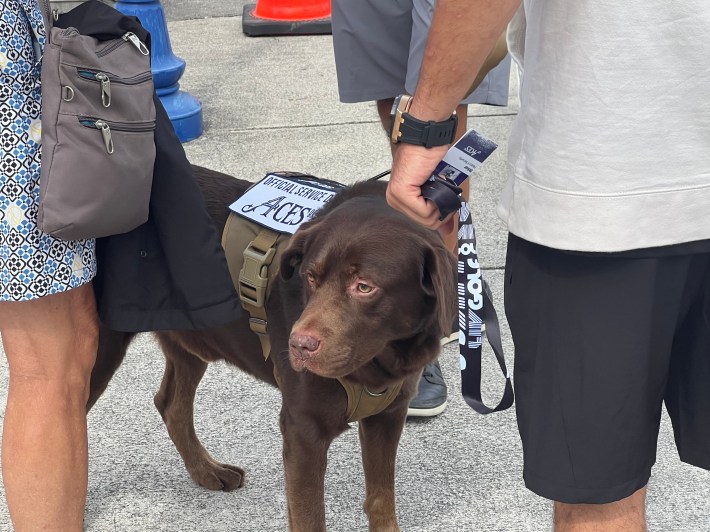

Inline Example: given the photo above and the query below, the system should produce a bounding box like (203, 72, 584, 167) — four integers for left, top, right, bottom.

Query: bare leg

(554, 487, 647, 532)
(0, 283, 98, 532)
(377, 99, 468, 254)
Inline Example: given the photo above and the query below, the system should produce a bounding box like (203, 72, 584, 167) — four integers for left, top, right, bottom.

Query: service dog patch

(229, 174, 344, 234)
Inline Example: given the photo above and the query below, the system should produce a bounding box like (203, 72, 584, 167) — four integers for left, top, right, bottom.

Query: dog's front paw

(366, 508, 400, 532)
(187, 457, 246, 491)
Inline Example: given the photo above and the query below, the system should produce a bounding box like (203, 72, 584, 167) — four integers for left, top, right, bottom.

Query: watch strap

(398, 113, 458, 148)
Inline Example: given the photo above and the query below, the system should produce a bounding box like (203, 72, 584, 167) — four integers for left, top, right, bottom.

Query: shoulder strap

(38, 0, 53, 36)
(53, 0, 150, 46)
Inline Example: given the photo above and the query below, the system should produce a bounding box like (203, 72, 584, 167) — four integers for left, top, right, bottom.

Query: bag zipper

(123, 32, 150, 56)
(76, 69, 153, 107)
(79, 117, 156, 155)
(96, 32, 150, 57)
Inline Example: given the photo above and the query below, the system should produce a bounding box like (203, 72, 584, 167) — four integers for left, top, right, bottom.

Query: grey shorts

(331, 0, 511, 105)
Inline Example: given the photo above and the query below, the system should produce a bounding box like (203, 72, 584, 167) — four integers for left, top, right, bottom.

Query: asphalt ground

(0, 1, 708, 530)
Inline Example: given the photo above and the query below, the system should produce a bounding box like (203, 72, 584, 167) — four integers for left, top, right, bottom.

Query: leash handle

(369, 170, 462, 221)
(421, 175, 462, 220)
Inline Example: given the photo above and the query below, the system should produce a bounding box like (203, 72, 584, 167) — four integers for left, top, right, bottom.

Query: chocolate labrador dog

(88, 166, 456, 532)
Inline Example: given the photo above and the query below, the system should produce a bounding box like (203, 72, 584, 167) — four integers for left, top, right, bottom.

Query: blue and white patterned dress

(0, 0, 95, 301)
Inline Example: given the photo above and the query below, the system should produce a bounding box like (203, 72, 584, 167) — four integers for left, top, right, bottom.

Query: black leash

(456, 200, 514, 413)
(369, 169, 514, 414)
(368, 169, 391, 181)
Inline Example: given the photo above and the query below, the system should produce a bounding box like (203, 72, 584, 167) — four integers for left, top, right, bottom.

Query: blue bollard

(115, 0, 203, 142)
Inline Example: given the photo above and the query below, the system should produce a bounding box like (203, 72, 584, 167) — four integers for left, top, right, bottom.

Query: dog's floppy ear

(279, 218, 322, 280)
(421, 240, 458, 337)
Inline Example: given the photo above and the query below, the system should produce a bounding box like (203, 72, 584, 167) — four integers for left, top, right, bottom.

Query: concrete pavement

(0, 1, 708, 530)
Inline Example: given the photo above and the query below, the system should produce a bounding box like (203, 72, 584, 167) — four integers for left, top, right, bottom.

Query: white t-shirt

(498, 0, 710, 252)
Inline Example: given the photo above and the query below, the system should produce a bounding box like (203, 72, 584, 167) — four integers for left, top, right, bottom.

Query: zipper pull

(95, 72, 111, 107)
(122, 32, 150, 56)
(95, 120, 114, 154)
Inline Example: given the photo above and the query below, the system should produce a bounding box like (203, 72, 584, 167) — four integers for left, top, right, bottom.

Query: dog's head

(279, 182, 456, 389)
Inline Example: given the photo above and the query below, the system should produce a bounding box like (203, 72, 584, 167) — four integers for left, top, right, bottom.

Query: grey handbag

(38, 0, 156, 240)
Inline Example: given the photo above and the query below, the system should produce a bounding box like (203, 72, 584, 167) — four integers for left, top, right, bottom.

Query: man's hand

(386, 143, 452, 229)
(385, 0, 520, 230)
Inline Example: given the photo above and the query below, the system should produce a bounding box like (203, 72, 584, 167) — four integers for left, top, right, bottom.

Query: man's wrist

(407, 97, 455, 123)
(392, 142, 449, 188)
(389, 94, 457, 148)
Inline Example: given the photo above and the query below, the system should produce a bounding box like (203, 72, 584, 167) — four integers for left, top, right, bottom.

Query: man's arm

(386, 0, 521, 228)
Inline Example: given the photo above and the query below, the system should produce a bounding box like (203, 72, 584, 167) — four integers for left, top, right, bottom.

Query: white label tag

(433, 128, 498, 185)
(229, 174, 343, 234)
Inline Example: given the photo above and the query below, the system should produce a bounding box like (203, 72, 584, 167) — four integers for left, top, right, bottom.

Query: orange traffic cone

(242, 0, 331, 36)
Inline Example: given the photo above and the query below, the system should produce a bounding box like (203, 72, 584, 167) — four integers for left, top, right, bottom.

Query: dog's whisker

(275, 349, 290, 362)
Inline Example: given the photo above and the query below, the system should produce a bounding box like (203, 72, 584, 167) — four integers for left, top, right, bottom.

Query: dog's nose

(289, 332, 321, 358)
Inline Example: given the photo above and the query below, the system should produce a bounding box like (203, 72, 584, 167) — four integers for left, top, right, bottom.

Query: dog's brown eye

(357, 283, 373, 294)
(305, 272, 316, 285)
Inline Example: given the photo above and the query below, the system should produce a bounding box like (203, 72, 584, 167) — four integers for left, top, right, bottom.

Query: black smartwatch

(389, 94, 458, 148)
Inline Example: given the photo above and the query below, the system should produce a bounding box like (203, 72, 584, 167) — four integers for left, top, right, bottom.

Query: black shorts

(504, 233, 710, 504)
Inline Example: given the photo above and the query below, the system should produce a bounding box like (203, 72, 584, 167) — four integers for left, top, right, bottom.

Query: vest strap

(222, 212, 288, 359)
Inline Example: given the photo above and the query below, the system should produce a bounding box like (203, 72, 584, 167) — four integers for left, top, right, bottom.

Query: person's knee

(1, 284, 98, 386)
(5, 329, 97, 408)
(5, 335, 97, 397)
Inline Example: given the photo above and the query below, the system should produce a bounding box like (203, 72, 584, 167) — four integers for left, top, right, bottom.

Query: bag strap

(51, 0, 151, 47)
(39, 0, 53, 37)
